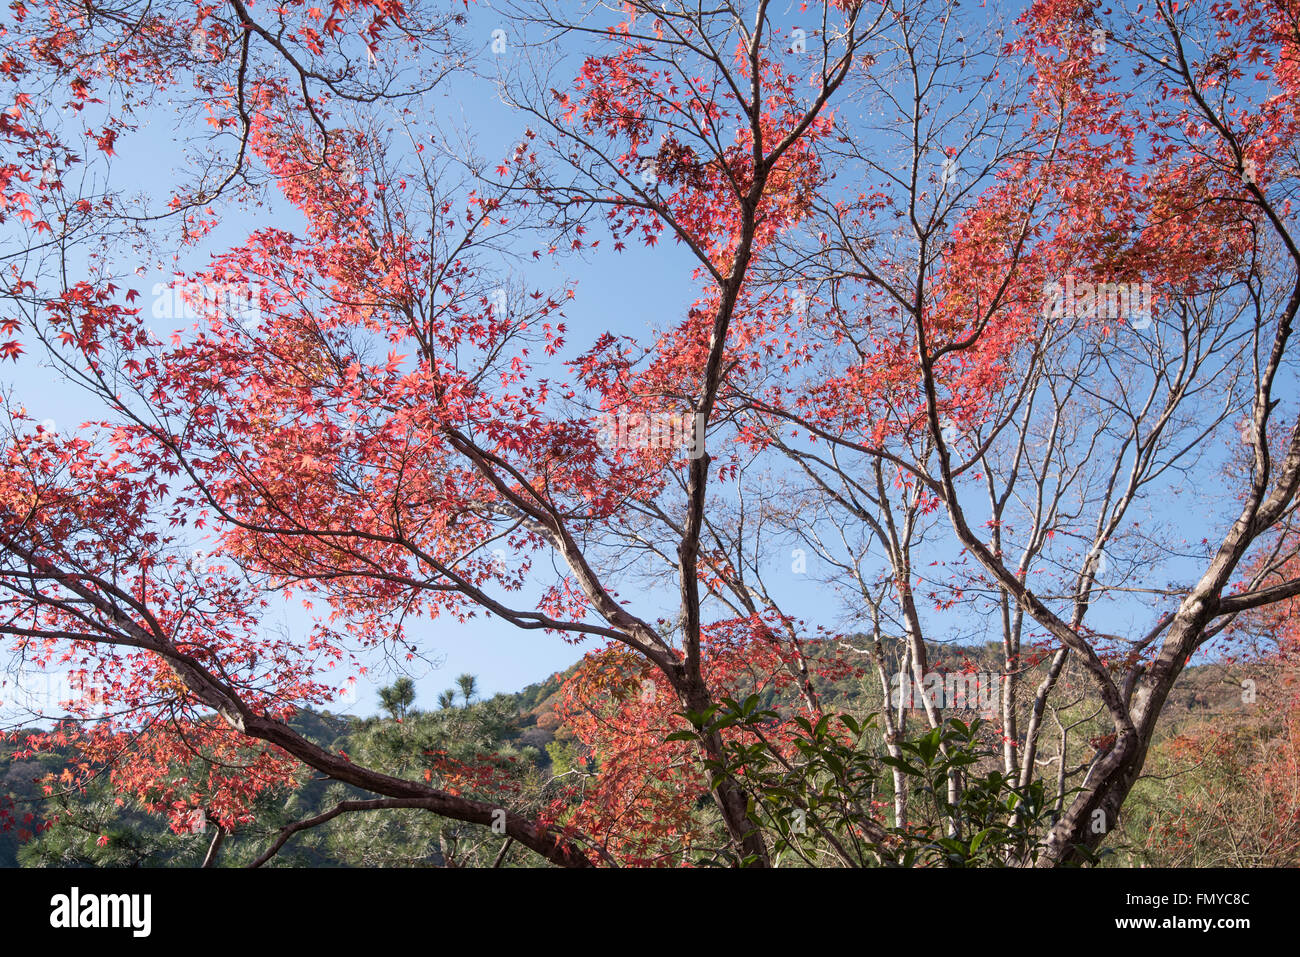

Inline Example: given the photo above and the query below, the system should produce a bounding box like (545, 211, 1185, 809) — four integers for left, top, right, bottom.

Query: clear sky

(0, 0, 1263, 723)
(2, 1, 833, 716)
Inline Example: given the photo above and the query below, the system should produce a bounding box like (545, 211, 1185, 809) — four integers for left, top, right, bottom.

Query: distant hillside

(0, 645, 1261, 866)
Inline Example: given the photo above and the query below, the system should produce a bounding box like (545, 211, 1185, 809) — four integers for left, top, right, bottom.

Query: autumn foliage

(4, 0, 1300, 867)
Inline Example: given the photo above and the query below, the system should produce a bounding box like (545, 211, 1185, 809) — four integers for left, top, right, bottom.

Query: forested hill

(0, 640, 1256, 867)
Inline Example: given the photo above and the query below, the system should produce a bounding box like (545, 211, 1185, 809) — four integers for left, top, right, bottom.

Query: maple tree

(4, 0, 1300, 868)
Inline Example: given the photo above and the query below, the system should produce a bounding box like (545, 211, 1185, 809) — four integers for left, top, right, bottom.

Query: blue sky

(2, 3, 829, 716)
(1, 0, 1270, 724)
